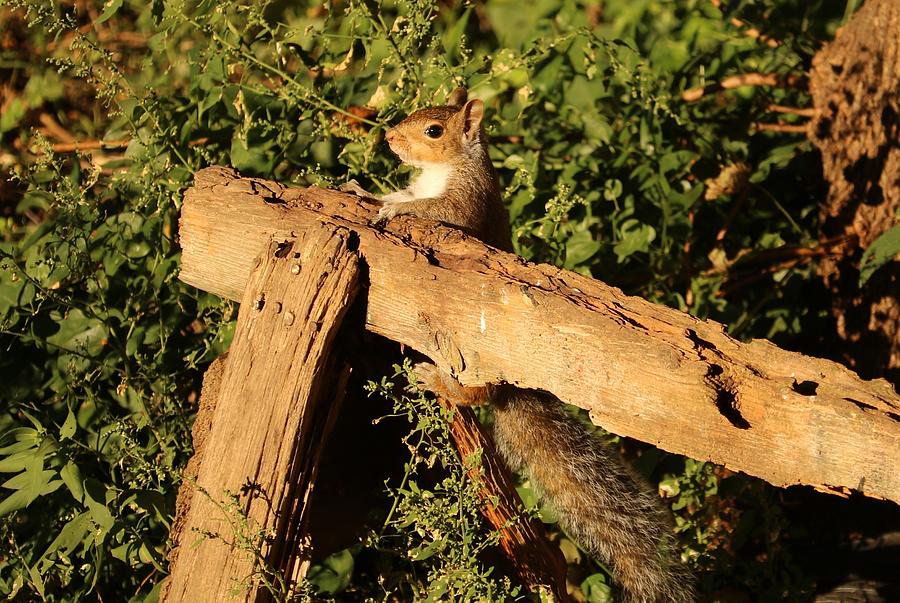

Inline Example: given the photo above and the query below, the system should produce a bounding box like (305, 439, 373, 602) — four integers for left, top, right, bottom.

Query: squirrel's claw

(368, 212, 388, 227)
(370, 202, 400, 226)
(411, 362, 474, 403)
(411, 361, 441, 393)
(339, 179, 370, 197)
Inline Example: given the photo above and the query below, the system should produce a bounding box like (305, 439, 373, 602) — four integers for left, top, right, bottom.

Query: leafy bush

(0, 0, 861, 600)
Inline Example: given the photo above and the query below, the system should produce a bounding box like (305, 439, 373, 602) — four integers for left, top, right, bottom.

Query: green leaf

(27, 564, 46, 600)
(60, 407, 77, 440)
(442, 7, 472, 58)
(40, 511, 91, 561)
(126, 327, 145, 357)
(0, 488, 34, 516)
(0, 449, 37, 473)
(0, 428, 40, 455)
(96, 0, 124, 25)
(126, 241, 151, 259)
(60, 461, 84, 503)
(0, 98, 27, 134)
(7, 572, 24, 599)
(45, 309, 108, 357)
(412, 538, 445, 561)
(130, 490, 170, 525)
(603, 179, 623, 201)
(581, 572, 613, 603)
(483, 0, 556, 49)
(307, 549, 354, 595)
(137, 581, 163, 603)
(613, 219, 656, 262)
(84, 479, 115, 532)
(230, 137, 275, 175)
(23, 71, 65, 106)
(565, 229, 601, 269)
(0, 457, 62, 515)
(659, 150, 696, 176)
(860, 224, 900, 286)
(138, 541, 166, 571)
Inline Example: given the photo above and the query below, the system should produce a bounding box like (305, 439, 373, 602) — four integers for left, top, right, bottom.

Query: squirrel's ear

(461, 99, 484, 141)
(447, 87, 468, 107)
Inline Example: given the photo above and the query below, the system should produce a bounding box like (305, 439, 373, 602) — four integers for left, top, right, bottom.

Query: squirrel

(342, 88, 696, 603)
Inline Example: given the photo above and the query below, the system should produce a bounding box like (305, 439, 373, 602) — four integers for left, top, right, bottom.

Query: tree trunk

(808, 0, 900, 384)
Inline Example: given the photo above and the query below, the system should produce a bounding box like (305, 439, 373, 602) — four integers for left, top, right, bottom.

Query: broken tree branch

(682, 72, 806, 102)
(441, 399, 571, 600)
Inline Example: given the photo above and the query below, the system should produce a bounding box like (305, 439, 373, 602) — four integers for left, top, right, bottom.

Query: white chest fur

(409, 163, 451, 200)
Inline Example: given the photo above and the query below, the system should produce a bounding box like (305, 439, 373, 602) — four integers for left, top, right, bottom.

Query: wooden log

(178, 166, 900, 504)
(162, 224, 359, 602)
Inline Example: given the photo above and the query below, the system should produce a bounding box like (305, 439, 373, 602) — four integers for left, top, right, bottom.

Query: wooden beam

(163, 225, 359, 601)
(178, 166, 900, 504)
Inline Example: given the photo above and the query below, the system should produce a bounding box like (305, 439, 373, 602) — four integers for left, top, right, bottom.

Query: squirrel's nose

(385, 129, 397, 143)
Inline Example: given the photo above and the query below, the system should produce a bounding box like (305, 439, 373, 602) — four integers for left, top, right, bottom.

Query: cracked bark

(809, 0, 900, 384)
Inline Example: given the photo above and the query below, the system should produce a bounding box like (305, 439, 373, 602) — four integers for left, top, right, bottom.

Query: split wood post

(177, 167, 900, 504)
(162, 225, 359, 602)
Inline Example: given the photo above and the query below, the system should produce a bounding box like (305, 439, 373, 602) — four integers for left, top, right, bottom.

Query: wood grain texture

(178, 166, 900, 504)
(163, 224, 359, 602)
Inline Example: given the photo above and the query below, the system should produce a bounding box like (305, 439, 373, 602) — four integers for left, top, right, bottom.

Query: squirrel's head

(385, 87, 485, 168)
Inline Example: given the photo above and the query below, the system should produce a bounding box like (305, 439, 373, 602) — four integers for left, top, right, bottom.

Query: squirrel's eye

(424, 125, 444, 139)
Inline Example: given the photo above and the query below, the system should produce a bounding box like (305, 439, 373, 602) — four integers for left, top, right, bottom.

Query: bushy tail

(491, 388, 695, 603)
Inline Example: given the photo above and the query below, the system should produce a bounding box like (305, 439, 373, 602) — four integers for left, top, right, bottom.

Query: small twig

(717, 258, 804, 297)
(38, 113, 76, 143)
(682, 73, 805, 102)
(135, 568, 157, 598)
(767, 104, 817, 117)
(98, 31, 149, 48)
(733, 23, 780, 48)
(48, 139, 130, 153)
(46, 137, 209, 154)
(707, 236, 851, 297)
(716, 187, 750, 242)
(683, 210, 695, 308)
(753, 122, 808, 134)
(705, 235, 850, 278)
(710, 0, 781, 47)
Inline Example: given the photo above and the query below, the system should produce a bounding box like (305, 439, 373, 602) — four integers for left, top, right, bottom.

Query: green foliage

(357, 363, 520, 601)
(859, 224, 900, 286)
(0, 0, 860, 600)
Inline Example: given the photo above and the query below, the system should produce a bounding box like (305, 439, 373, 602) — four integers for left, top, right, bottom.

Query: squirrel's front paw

(339, 179, 369, 197)
(411, 362, 442, 393)
(371, 201, 401, 226)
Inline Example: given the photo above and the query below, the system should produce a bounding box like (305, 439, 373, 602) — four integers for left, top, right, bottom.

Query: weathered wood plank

(178, 166, 900, 504)
(163, 224, 359, 602)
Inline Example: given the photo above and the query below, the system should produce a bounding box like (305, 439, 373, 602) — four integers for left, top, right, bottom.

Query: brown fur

(375, 89, 696, 602)
(492, 389, 695, 603)
(376, 90, 512, 250)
